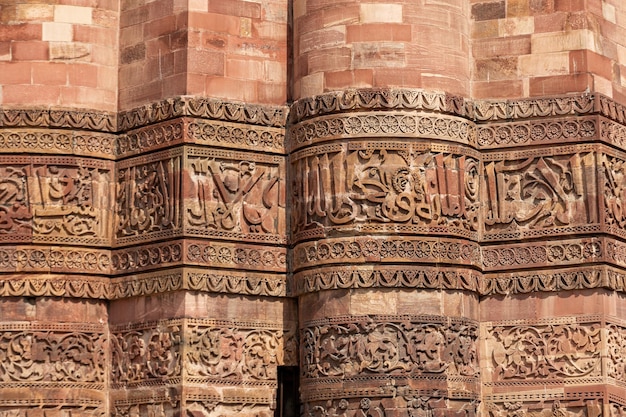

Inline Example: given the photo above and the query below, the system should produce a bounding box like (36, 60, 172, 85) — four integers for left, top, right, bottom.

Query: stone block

(325, 68, 373, 89)
(10, 40, 49, 60)
(471, 1, 506, 21)
(529, 72, 592, 95)
(346, 23, 412, 43)
(31, 62, 68, 85)
(16, 4, 54, 21)
(42, 21, 73, 42)
(359, 3, 403, 23)
(207, 0, 262, 19)
(54, 5, 93, 25)
(531, 29, 598, 54)
(519, 51, 570, 76)
(299, 26, 346, 54)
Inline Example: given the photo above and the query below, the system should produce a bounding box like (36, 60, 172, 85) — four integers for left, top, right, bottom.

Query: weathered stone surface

(2, 1, 626, 416)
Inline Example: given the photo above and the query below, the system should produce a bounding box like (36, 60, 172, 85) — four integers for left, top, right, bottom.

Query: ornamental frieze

(117, 97, 287, 132)
(295, 265, 480, 294)
(476, 117, 597, 148)
(0, 129, 115, 158)
(294, 237, 480, 270)
(187, 119, 285, 153)
(116, 119, 184, 157)
(288, 112, 475, 151)
(481, 267, 606, 295)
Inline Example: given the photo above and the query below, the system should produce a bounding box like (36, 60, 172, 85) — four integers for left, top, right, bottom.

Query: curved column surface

(290, 88, 481, 415)
(292, 0, 470, 99)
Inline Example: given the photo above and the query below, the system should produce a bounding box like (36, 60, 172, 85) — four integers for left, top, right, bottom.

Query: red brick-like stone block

(471, 1, 506, 21)
(11, 40, 49, 61)
(0, 23, 41, 41)
(325, 69, 374, 89)
(207, 0, 262, 19)
(346, 24, 412, 43)
(529, 72, 593, 96)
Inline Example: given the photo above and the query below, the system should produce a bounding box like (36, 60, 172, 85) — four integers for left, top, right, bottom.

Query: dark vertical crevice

(275, 366, 299, 417)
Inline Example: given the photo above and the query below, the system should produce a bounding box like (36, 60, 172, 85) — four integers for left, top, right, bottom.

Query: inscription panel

(291, 142, 480, 242)
(184, 148, 286, 244)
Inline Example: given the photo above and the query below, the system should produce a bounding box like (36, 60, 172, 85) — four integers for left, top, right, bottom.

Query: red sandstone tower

(1, 1, 626, 417)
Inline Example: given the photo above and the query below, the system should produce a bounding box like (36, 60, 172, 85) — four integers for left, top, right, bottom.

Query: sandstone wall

(1, 1, 626, 417)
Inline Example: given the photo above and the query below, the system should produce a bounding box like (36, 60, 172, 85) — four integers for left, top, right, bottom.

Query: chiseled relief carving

(603, 154, 626, 236)
(0, 161, 111, 242)
(186, 400, 273, 417)
(291, 144, 479, 240)
(484, 323, 601, 381)
(302, 316, 478, 379)
(606, 323, 626, 382)
(482, 151, 598, 240)
(0, 407, 105, 417)
(116, 155, 181, 242)
(305, 396, 477, 417)
(306, 397, 386, 417)
(113, 400, 178, 417)
(0, 165, 31, 236)
(486, 400, 602, 417)
(0, 325, 106, 385)
(185, 322, 296, 381)
(31, 163, 111, 242)
(110, 323, 181, 386)
(186, 150, 285, 243)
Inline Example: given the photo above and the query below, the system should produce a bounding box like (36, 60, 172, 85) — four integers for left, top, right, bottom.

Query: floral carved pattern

(486, 324, 602, 380)
(110, 324, 181, 386)
(0, 326, 106, 385)
(301, 316, 478, 379)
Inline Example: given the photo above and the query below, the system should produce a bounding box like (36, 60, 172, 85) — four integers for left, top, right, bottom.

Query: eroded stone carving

(185, 325, 292, 381)
(486, 400, 601, 417)
(0, 165, 32, 238)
